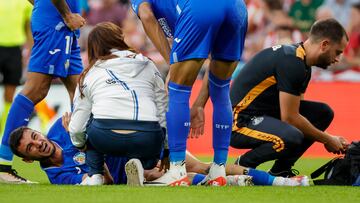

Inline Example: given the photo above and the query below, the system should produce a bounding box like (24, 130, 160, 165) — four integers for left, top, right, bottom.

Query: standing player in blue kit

(0, 0, 85, 183)
(131, 0, 248, 186)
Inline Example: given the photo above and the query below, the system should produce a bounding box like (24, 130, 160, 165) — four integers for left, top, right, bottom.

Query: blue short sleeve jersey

(131, 0, 248, 64)
(42, 119, 88, 185)
(42, 119, 128, 185)
(131, 0, 177, 38)
(28, 0, 83, 78)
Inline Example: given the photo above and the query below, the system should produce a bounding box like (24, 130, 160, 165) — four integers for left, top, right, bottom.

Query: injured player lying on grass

(6, 117, 308, 186)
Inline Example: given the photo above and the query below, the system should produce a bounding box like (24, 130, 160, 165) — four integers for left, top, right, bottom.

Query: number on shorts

(65, 35, 72, 54)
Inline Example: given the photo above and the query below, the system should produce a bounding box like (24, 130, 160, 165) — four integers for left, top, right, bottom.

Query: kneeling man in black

(230, 19, 349, 177)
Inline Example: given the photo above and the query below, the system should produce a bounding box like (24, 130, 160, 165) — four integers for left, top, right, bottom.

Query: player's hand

(338, 136, 349, 153)
(324, 135, 346, 154)
(159, 149, 170, 172)
(62, 112, 71, 132)
(63, 13, 86, 31)
(189, 106, 205, 138)
(146, 168, 164, 180)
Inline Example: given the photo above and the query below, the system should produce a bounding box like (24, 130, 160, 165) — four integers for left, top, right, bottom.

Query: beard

(38, 141, 56, 162)
(315, 52, 332, 69)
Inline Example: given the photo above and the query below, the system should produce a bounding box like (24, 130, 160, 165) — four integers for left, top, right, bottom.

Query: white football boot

(199, 163, 227, 186)
(125, 159, 144, 186)
(272, 175, 310, 186)
(81, 174, 104, 185)
(145, 161, 190, 186)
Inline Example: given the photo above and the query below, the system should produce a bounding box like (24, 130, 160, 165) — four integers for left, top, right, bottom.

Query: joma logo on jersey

(155, 72, 162, 78)
(215, 124, 230, 130)
(49, 49, 61, 55)
(106, 79, 117, 84)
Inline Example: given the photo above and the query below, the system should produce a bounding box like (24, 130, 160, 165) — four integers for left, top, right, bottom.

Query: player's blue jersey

(41, 119, 128, 185)
(41, 118, 88, 185)
(32, 0, 80, 27)
(131, 0, 178, 38)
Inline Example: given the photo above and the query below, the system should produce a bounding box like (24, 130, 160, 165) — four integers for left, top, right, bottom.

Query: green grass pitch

(0, 157, 359, 203)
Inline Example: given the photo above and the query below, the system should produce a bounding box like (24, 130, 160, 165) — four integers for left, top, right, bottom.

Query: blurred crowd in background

(2, 0, 360, 83)
(0, 0, 359, 133)
(78, 0, 360, 82)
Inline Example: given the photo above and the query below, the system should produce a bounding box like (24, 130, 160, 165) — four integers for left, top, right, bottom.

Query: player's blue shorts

(28, 22, 83, 78)
(170, 0, 248, 64)
(106, 156, 128, 184)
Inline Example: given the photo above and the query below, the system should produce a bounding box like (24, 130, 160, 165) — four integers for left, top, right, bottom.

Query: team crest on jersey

(73, 152, 86, 165)
(251, 117, 264, 126)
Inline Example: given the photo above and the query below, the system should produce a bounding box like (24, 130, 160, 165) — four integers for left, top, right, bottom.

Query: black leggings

(230, 100, 334, 171)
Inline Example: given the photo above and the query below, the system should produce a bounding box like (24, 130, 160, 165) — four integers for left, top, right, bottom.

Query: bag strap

(311, 157, 341, 179)
(313, 179, 348, 186)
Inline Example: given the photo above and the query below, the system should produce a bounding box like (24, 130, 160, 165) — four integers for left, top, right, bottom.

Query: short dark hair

(309, 18, 348, 43)
(9, 127, 29, 158)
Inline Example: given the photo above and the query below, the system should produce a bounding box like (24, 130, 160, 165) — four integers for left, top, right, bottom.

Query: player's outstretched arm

(279, 91, 347, 154)
(137, 2, 170, 64)
(69, 88, 92, 149)
(189, 69, 209, 138)
(51, 0, 85, 31)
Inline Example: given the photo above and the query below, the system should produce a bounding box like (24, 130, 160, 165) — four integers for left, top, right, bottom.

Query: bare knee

(169, 59, 205, 86)
(209, 60, 238, 80)
(4, 85, 17, 102)
(61, 75, 79, 101)
(20, 78, 52, 104)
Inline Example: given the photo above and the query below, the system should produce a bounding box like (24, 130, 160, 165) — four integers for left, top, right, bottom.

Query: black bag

(311, 141, 360, 185)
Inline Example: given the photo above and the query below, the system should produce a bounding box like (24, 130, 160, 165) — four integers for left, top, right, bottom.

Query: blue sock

(0, 94, 34, 161)
(166, 82, 191, 162)
(209, 72, 232, 165)
(192, 174, 206, 185)
(248, 168, 275, 186)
